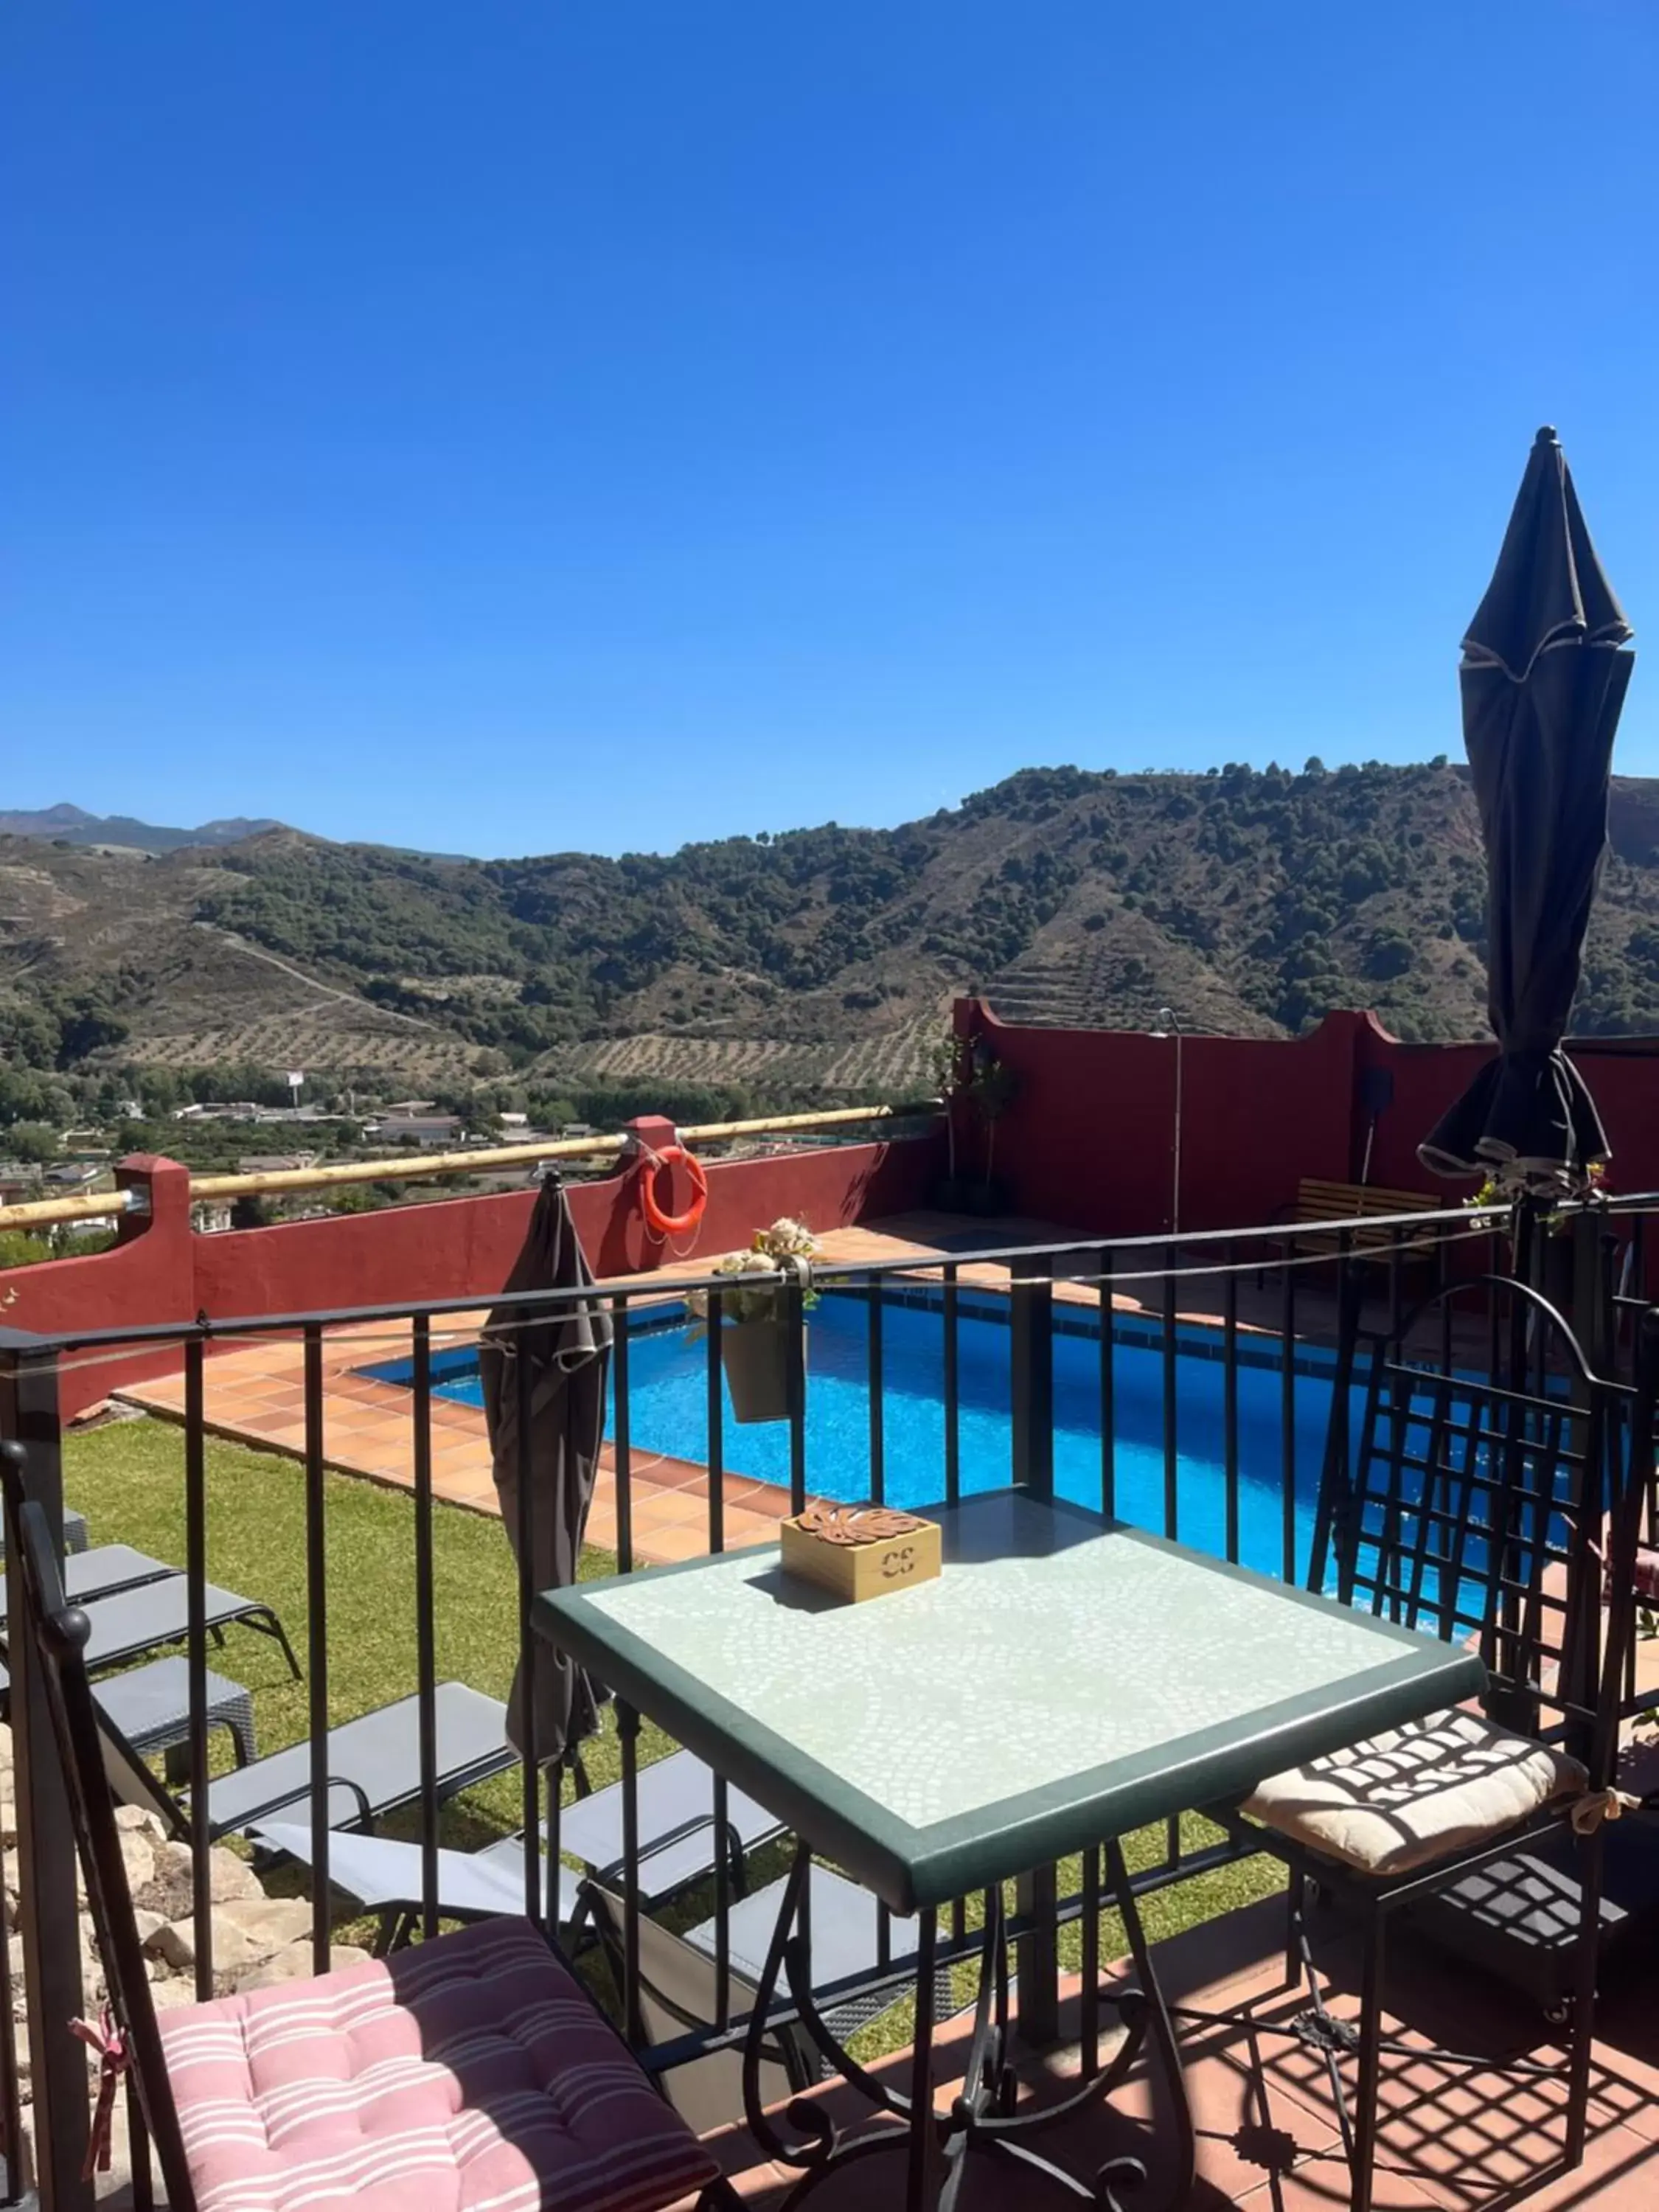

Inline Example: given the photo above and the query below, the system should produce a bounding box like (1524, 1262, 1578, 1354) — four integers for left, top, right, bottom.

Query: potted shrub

(965, 1053, 1020, 1217)
(689, 1217, 821, 1425)
(925, 1030, 970, 1212)
(1466, 1164, 1609, 1319)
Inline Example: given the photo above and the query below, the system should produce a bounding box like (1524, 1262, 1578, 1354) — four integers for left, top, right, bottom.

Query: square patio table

(535, 1490, 1485, 2207)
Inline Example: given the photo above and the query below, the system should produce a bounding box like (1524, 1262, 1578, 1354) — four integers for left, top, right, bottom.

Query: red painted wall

(13, 1009, 1659, 1422)
(2, 1131, 940, 1419)
(961, 998, 1659, 1242)
(956, 1000, 1365, 1237)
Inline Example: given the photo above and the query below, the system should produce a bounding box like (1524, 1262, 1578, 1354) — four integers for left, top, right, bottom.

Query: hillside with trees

(7, 759, 1659, 1128)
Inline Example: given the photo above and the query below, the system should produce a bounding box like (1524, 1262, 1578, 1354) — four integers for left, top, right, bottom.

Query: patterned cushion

(1242, 1708, 1585, 1879)
(157, 1914, 719, 2212)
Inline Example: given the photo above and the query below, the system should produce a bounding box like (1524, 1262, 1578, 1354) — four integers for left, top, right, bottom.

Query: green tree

(5, 1122, 61, 1164)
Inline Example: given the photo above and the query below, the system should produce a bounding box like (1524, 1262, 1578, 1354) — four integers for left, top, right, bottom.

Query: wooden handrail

(0, 1099, 941, 1234)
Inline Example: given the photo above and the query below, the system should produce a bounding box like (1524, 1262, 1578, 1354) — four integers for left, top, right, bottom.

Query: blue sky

(3, 3, 1654, 858)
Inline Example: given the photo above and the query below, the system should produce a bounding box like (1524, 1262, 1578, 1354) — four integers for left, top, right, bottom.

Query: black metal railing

(0, 1193, 1639, 2206)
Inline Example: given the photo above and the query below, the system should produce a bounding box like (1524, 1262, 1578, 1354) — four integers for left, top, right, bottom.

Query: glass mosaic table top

(537, 1491, 1484, 1910)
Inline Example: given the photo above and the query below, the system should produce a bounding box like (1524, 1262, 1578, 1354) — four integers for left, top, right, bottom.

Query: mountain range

(0, 804, 284, 855)
(5, 761, 1659, 1101)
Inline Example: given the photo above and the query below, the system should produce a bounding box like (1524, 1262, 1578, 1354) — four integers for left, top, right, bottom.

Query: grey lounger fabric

(256, 1823, 581, 1928)
(681, 1862, 922, 1991)
(260, 1747, 775, 1930)
(0, 1506, 86, 1559)
(206, 1683, 513, 1839)
(0, 1544, 174, 1625)
(560, 1746, 784, 1894)
(0, 1570, 298, 1705)
(96, 1656, 258, 1768)
(103, 1681, 515, 1843)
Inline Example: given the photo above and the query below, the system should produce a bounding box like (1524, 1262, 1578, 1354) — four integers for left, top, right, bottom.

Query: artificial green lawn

(65, 1415, 1282, 2054)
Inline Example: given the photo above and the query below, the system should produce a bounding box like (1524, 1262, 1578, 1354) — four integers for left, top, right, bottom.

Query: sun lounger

(103, 1680, 516, 1843)
(261, 1743, 792, 1955)
(255, 1821, 582, 1946)
(0, 1505, 87, 1558)
(256, 1745, 780, 1947)
(0, 1543, 174, 1624)
(560, 1746, 785, 1893)
(0, 1570, 299, 1712)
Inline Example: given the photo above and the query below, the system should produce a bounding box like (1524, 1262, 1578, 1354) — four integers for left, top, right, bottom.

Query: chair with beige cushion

(1214, 1275, 1651, 2212)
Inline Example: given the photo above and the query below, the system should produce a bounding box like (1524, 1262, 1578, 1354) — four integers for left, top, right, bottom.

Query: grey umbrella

(1419, 427, 1635, 1196)
(479, 1175, 613, 1765)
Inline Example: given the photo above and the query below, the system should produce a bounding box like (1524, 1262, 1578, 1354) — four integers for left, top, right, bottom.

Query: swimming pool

(364, 1291, 1342, 1582)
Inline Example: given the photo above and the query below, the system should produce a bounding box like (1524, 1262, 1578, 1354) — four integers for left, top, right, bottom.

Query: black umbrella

(1420, 427, 1635, 1196)
(479, 1175, 613, 1765)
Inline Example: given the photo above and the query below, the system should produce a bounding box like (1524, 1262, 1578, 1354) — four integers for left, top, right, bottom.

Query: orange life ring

(638, 1144, 709, 1237)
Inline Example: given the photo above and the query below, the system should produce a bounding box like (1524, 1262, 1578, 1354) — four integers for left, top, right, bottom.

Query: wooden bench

(1262, 1178, 1443, 1280)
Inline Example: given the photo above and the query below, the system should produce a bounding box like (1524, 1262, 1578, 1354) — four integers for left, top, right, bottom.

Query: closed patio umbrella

(1420, 427, 1635, 1195)
(479, 1175, 613, 1764)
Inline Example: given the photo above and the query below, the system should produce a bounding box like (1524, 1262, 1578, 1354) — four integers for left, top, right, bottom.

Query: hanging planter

(688, 1217, 821, 1427)
(719, 1312, 801, 1425)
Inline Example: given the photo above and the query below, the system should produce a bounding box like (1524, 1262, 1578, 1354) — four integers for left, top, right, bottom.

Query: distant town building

(237, 1152, 319, 1176)
(369, 1115, 463, 1149)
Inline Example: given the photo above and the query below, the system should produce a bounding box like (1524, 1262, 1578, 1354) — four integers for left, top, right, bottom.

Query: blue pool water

(369, 1293, 1343, 1582)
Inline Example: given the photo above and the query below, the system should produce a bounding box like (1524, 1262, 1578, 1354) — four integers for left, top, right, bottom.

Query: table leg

(1104, 1837, 1195, 2209)
(905, 1910, 938, 2211)
(1015, 1860, 1060, 2046)
(737, 1840, 1196, 2212)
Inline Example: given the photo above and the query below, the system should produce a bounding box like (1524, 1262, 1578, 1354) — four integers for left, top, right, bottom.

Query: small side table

(95, 1656, 259, 1782)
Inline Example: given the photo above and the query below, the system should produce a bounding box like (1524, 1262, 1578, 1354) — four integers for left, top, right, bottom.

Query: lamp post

(1151, 1006, 1183, 1236)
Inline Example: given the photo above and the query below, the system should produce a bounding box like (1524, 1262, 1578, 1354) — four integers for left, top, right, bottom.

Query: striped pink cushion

(157, 1915, 718, 2212)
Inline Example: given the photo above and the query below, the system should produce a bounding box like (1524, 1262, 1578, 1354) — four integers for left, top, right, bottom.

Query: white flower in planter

(687, 1219, 822, 1329)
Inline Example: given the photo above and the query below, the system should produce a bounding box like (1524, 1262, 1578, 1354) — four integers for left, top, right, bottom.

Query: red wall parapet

(12, 1011, 1659, 1422)
(953, 999, 1659, 1238)
(2, 1123, 939, 1419)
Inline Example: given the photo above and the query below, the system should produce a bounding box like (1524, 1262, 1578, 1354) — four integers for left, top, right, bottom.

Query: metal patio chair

(2, 1486, 735, 2212)
(1208, 1275, 1649, 2212)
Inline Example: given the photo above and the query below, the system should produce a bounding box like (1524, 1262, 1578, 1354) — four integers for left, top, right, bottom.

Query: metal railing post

(1009, 1255, 1054, 1500)
(0, 1329, 93, 2209)
(1570, 1206, 1612, 1381)
(1008, 1255, 1057, 2041)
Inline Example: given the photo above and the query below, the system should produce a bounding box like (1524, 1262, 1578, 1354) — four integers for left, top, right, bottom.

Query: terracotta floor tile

(634, 1522, 712, 1564)
(719, 1510, 784, 1550)
(726, 1482, 793, 1521)
(1232, 2156, 1444, 2211)
(637, 1489, 715, 1531)
(241, 1419, 310, 1447)
(1089, 2023, 1346, 2205)
(1399, 2119, 1659, 2212)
